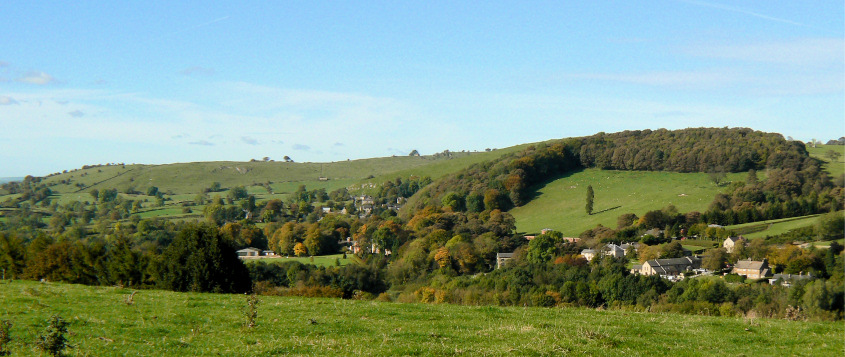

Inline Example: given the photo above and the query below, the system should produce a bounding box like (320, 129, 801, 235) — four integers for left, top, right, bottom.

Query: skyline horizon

(2, 125, 839, 178)
(2, 1, 842, 177)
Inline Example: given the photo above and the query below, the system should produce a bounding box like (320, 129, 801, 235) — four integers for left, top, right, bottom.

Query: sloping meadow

(1, 280, 841, 356)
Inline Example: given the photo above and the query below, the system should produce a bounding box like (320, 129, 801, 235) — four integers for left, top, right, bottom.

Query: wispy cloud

(686, 38, 844, 66)
(68, 110, 85, 118)
(17, 71, 55, 85)
(0, 61, 9, 68)
(568, 69, 739, 88)
(241, 136, 258, 145)
(179, 66, 215, 76)
(678, 0, 807, 27)
(189, 140, 215, 146)
(0, 96, 18, 105)
(292, 144, 310, 151)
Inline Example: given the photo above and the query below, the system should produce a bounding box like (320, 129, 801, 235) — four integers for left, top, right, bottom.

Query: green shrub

(36, 315, 68, 357)
(0, 320, 11, 356)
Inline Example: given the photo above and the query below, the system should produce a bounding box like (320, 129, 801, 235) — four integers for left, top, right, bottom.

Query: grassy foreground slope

(1, 281, 841, 356)
(510, 169, 744, 236)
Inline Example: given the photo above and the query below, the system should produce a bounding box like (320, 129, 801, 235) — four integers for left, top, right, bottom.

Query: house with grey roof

(768, 273, 814, 286)
(236, 247, 262, 258)
(640, 257, 701, 278)
(603, 244, 625, 259)
(581, 249, 597, 261)
(732, 259, 770, 279)
(723, 236, 746, 254)
(496, 252, 515, 269)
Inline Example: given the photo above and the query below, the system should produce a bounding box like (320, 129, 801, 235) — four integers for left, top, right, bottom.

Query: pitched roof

(644, 257, 701, 275)
(496, 252, 514, 259)
(771, 273, 814, 281)
(734, 259, 767, 270)
(237, 247, 261, 253)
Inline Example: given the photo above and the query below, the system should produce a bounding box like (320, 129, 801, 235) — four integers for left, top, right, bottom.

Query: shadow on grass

(526, 168, 586, 202)
(590, 205, 621, 215)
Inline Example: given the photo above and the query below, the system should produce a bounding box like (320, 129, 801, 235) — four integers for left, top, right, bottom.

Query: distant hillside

(509, 169, 746, 236)
(0, 177, 23, 184)
(34, 148, 523, 197)
(405, 127, 812, 215)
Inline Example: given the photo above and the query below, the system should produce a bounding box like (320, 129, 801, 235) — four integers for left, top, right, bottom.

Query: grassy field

(2, 149, 524, 222)
(35, 150, 522, 198)
(725, 212, 844, 239)
(510, 169, 744, 236)
(0, 280, 841, 356)
(807, 144, 845, 176)
(245, 254, 356, 267)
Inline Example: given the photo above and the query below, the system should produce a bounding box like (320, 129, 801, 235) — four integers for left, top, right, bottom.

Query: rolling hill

(509, 169, 746, 236)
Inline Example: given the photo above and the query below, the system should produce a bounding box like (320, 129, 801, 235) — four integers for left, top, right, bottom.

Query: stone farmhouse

(732, 259, 771, 279)
(640, 257, 702, 278)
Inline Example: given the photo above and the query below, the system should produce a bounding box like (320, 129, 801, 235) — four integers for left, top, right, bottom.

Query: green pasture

(725, 212, 844, 239)
(811, 239, 845, 247)
(0, 280, 841, 356)
(807, 144, 845, 176)
(246, 254, 355, 267)
(511, 169, 744, 236)
(28, 149, 520, 202)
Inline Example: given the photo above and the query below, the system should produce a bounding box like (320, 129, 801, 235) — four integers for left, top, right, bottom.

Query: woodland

(0, 127, 843, 321)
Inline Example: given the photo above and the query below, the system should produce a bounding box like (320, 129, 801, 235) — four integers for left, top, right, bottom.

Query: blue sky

(1, 1, 843, 177)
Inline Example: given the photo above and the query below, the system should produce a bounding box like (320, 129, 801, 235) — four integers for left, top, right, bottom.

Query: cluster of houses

(353, 195, 404, 217)
(339, 236, 391, 256)
(495, 232, 815, 286)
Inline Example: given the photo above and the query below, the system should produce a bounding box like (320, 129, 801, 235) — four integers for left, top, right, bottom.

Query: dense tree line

(0, 127, 842, 321)
(405, 128, 831, 219)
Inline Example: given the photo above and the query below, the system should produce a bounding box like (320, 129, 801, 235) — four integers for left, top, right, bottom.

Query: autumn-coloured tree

(294, 242, 307, 257)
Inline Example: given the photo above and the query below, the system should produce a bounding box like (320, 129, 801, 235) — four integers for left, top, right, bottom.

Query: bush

(244, 294, 260, 328)
(36, 315, 68, 357)
(0, 320, 11, 356)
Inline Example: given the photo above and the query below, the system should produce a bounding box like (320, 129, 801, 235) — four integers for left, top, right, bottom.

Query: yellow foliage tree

(294, 242, 307, 257)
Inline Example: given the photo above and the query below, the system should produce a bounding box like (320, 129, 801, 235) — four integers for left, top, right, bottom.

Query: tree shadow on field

(526, 168, 585, 202)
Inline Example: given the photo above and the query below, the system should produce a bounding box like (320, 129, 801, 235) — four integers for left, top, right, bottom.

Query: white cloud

(241, 136, 258, 145)
(568, 69, 740, 88)
(292, 144, 310, 151)
(677, 0, 807, 27)
(17, 71, 55, 85)
(0, 96, 18, 105)
(68, 110, 85, 118)
(189, 140, 215, 146)
(686, 38, 844, 66)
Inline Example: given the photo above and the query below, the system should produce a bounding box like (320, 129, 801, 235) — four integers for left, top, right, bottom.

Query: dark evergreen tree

(586, 185, 594, 215)
(157, 223, 251, 293)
